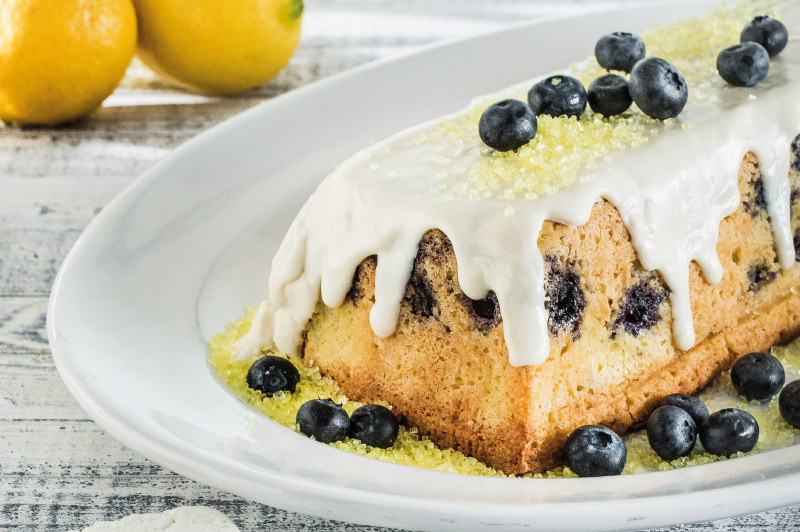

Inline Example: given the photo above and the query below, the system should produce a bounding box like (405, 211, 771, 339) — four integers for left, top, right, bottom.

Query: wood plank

(0, 476, 395, 532)
(0, 297, 48, 353)
(0, 420, 167, 477)
(0, 176, 133, 230)
(62, 99, 266, 134)
(0, 176, 134, 295)
(646, 507, 800, 532)
(0, 354, 89, 421)
(0, 131, 186, 178)
(302, 0, 606, 21)
(0, 227, 81, 297)
(1, 473, 799, 532)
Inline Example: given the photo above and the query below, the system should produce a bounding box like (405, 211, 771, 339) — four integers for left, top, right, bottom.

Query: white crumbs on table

(67, 507, 239, 532)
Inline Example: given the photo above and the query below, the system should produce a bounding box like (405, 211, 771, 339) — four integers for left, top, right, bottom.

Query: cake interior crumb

(208, 308, 800, 478)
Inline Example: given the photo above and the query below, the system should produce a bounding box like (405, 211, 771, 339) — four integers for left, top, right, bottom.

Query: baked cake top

(239, 0, 800, 367)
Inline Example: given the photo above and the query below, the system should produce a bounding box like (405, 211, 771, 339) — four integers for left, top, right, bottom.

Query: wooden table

(2, 0, 799, 529)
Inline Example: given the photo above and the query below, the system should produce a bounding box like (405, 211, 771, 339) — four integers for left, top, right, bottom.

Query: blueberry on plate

(628, 57, 688, 119)
(296, 399, 350, 444)
(779, 380, 800, 429)
(659, 393, 709, 426)
(587, 74, 632, 117)
(565, 425, 627, 477)
(731, 352, 785, 401)
(246, 355, 300, 397)
(647, 405, 697, 461)
(594, 32, 646, 73)
(741, 16, 789, 57)
(699, 408, 759, 456)
(348, 404, 400, 448)
(717, 42, 770, 87)
(527, 75, 587, 119)
(478, 99, 537, 152)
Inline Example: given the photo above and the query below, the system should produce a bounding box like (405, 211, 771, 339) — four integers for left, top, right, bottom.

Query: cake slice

(237, 0, 800, 473)
(304, 149, 800, 473)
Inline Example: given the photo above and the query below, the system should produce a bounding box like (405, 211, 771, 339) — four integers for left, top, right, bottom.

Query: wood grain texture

(0, 477, 402, 532)
(0, 420, 167, 477)
(0, 298, 48, 353)
(1, 177, 133, 296)
(2, 0, 800, 530)
(0, 355, 88, 421)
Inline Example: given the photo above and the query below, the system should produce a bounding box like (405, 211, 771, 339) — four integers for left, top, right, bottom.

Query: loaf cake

(236, 0, 800, 474)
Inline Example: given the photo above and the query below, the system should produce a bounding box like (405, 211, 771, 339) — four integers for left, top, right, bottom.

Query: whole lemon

(134, 0, 303, 95)
(0, 0, 137, 126)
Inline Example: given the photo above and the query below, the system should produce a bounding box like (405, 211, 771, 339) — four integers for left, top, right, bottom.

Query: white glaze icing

(238, 1, 800, 366)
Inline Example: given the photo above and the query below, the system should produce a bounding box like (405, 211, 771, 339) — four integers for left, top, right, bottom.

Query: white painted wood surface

(2, 0, 799, 529)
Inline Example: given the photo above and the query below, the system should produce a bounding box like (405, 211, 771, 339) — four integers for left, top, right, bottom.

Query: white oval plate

(48, 2, 800, 530)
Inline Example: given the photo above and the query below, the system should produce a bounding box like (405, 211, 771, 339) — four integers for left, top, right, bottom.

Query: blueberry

(478, 99, 537, 152)
(527, 75, 587, 118)
(793, 134, 800, 172)
(743, 177, 767, 217)
(647, 406, 697, 460)
(405, 268, 436, 318)
(699, 408, 759, 456)
(246, 355, 300, 397)
(747, 261, 778, 292)
(544, 255, 585, 339)
(460, 290, 502, 332)
(779, 380, 800, 429)
(795, 229, 800, 263)
(587, 74, 632, 117)
(296, 399, 350, 444)
(741, 16, 788, 57)
(565, 425, 627, 477)
(717, 42, 770, 87)
(731, 352, 785, 401)
(660, 394, 709, 426)
(629, 57, 688, 119)
(614, 281, 667, 337)
(594, 32, 646, 73)
(348, 404, 400, 448)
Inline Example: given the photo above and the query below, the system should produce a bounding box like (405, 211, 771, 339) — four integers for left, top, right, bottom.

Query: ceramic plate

(48, 2, 800, 530)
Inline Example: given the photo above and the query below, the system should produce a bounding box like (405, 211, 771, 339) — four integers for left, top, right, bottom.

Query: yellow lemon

(133, 0, 303, 95)
(0, 0, 137, 126)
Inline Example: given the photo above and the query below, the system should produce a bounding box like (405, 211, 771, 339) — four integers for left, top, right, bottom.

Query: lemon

(0, 0, 137, 126)
(133, 0, 303, 95)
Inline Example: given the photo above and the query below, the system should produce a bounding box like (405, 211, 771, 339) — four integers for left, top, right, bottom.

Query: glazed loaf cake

(236, 1, 800, 475)
(303, 145, 800, 474)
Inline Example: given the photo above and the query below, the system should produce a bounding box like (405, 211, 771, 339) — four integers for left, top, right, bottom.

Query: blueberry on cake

(235, 0, 800, 474)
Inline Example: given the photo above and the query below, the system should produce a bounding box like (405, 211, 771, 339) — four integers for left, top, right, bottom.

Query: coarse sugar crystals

(420, 0, 781, 202)
(209, 307, 800, 478)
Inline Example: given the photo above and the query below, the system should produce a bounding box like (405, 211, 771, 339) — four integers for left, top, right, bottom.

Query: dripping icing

(238, 0, 800, 366)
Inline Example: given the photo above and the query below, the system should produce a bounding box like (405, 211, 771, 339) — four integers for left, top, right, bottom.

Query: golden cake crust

(302, 149, 800, 474)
